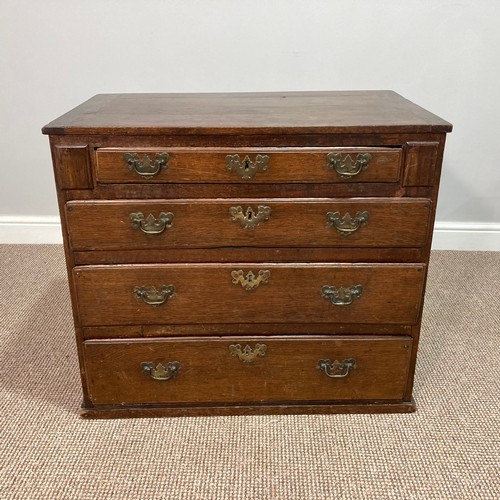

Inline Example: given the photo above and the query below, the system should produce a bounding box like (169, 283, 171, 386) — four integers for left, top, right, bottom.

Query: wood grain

(72, 247, 425, 266)
(403, 142, 439, 186)
(54, 145, 93, 189)
(73, 263, 425, 326)
(66, 198, 431, 251)
(83, 323, 412, 339)
(84, 335, 413, 405)
(42, 91, 452, 136)
(95, 147, 402, 184)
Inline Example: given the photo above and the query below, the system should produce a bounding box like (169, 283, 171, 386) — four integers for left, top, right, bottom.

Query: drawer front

(84, 336, 412, 405)
(74, 263, 425, 326)
(95, 147, 402, 184)
(67, 198, 431, 251)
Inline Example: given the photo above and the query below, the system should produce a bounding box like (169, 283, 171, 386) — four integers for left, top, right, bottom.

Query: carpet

(0, 246, 498, 499)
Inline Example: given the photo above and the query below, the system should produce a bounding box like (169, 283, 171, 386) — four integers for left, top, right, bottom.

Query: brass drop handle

(326, 153, 372, 179)
(226, 154, 270, 180)
(229, 344, 267, 364)
(130, 212, 174, 234)
(124, 152, 169, 178)
(322, 285, 363, 306)
(134, 285, 175, 305)
(327, 211, 369, 235)
(229, 205, 271, 229)
(318, 358, 356, 378)
(141, 361, 181, 381)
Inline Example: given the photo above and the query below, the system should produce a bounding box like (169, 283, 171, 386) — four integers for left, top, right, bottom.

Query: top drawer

(95, 147, 402, 184)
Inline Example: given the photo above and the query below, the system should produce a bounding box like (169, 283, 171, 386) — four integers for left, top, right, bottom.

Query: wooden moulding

(80, 399, 417, 419)
(82, 323, 413, 339)
(72, 247, 426, 266)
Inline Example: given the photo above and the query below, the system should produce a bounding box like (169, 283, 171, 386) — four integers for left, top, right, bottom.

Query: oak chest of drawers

(42, 91, 452, 418)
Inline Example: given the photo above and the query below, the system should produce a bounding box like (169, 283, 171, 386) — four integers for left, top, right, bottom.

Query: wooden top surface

(42, 91, 452, 136)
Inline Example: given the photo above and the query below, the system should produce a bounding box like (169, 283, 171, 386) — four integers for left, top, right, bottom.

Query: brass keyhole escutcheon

(229, 205, 271, 229)
(229, 344, 267, 364)
(225, 154, 270, 180)
(231, 270, 271, 291)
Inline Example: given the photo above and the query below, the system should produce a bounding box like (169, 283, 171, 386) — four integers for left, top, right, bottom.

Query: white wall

(1, 0, 499, 248)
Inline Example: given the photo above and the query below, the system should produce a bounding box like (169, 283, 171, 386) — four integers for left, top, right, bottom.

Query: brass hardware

(226, 154, 269, 180)
(130, 212, 174, 234)
(326, 153, 372, 179)
(141, 361, 181, 380)
(231, 270, 270, 291)
(229, 205, 271, 229)
(318, 358, 355, 378)
(124, 152, 169, 178)
(326, 211, 369, 235)
(322, 285, 363, 306)
(134, 285, 175, 305)
(229, 344, 267, 364)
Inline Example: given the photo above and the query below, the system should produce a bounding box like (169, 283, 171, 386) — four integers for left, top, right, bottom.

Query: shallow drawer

(66, 198, 431, 251)
(84, 336, 412, 405)
(74, 263, 425, 326)
(95, 147, 402, 184)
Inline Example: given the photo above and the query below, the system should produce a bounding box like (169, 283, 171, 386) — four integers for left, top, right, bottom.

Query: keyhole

(244, 158, 250, 170)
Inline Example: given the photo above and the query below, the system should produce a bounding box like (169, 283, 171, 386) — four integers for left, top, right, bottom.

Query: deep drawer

(95, 147, 402, 184)
(73, 263, 425, 326)
(66, 198, 431, 251)
(84, 336, 413, 405)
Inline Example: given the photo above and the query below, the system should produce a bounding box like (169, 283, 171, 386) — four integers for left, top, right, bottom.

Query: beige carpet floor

(0, 246, 499, 499)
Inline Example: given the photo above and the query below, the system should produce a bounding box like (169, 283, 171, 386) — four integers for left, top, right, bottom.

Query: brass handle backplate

(134, 285, 175, 305)
(124, 152, 169, 178)
(130, 212, 174, 234)
(231, 270, 270, 291)
(141, 361, 181, 380)
(229, 205, 271, 229)
(322, 285, 363, 306)
(326, 153, 372, 179)
(318, 358, 356, 378)
(229, 344, 267, 364)
(327, 211, 369, 235)
(226, 154, 269, 180)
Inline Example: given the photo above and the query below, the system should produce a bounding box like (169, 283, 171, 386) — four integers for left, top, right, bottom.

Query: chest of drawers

(42, 91, 452, 418)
